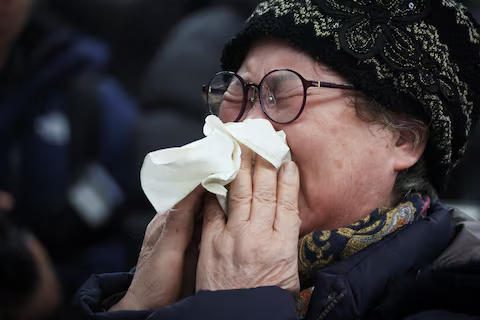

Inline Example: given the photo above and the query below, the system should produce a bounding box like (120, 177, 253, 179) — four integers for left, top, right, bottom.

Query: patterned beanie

(221, 0, 480, 192)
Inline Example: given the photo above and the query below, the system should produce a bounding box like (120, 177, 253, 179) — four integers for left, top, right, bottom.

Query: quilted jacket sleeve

(73, 272, 298, 320)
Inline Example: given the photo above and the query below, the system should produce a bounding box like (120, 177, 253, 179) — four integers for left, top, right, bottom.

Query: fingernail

(283, 161, 297, 175)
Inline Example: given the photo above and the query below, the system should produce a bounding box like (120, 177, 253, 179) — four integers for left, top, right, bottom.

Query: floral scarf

(296, 193, 431, 319)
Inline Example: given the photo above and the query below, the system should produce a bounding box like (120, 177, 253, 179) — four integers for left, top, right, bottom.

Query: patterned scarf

(296, 193, 431, 319)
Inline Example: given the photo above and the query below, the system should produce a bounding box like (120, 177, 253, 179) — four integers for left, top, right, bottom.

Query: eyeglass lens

(207, 70, 306, 123)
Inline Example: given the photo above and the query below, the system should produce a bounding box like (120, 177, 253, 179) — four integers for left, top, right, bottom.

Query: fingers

(157, 186, 205, 253)
(202, 194, 226, 239)
(274, 161, 301, 237)
(227, 145, 253, 226)
(250, 154, 278, 227)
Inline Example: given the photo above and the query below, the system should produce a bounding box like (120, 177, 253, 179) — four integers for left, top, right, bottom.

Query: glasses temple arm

(310, 81, 355, 90)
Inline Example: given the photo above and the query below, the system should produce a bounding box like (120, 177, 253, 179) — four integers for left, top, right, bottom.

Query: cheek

(284, 117, 345, 167)
(219, 104, 241, 122)
(285, 131, 321, 167)
(284, 119, 391, 190)
(283, 127, 329, 203)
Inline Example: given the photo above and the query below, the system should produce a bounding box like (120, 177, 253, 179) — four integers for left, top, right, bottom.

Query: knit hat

(221, 0, 480, 192)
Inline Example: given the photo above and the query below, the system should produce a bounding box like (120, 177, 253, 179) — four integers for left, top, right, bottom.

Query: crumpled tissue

(140, 115, 291, 214)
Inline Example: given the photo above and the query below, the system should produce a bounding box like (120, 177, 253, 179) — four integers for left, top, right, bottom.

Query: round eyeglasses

(203, 69, 355, 124)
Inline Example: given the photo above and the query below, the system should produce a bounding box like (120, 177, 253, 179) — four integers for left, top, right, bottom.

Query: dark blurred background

(0, 0, 479, 318)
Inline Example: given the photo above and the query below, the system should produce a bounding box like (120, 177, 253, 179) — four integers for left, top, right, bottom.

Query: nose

(243, 101, 267, 121)
(242, 86, 268, 121)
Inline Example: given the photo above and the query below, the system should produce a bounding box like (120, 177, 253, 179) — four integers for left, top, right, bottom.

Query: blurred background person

(0, 217, 61, 319)
(45, 0, 260, 95)
(0, 0, 261, 316)
(45, 1, 262, 215)
(0, 0, 139, 314)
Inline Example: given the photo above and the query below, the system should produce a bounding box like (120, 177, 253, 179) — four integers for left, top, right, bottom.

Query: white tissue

(140, 115, 291, 214)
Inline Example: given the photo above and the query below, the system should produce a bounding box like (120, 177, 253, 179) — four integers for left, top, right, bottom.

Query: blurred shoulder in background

(0, 1, 139, 316)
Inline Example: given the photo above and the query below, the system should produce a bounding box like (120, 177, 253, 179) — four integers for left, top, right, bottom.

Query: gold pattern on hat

(442, 0, 480, 44)
(240, 0, 478, 175)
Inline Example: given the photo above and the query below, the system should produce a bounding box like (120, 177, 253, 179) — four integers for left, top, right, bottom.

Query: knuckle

(228, 192, 251, 207)
(279, 198, 298, 214)
(225, 221, 246, 233)
(237, 166, 252, 178)
(253, 186, 276, 205)
(279, 178, 297, 190)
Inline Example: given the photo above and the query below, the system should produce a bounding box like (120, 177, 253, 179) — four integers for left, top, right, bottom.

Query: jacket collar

(433, 207, 480, 269)
(305, 201, 456, 320)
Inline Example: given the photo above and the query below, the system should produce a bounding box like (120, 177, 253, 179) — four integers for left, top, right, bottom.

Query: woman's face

(233, 39, 423, 235)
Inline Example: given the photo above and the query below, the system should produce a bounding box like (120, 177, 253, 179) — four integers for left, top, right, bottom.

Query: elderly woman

(76, 0, 480, 319)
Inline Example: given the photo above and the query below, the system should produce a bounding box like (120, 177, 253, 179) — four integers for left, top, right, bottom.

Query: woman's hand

(110, 187, 205, 311)
(196, 146, 301, 294)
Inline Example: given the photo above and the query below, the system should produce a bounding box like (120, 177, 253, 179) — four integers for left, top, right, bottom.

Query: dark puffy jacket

(73, 202, 480, 320)
(0, 14, 138, 298)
